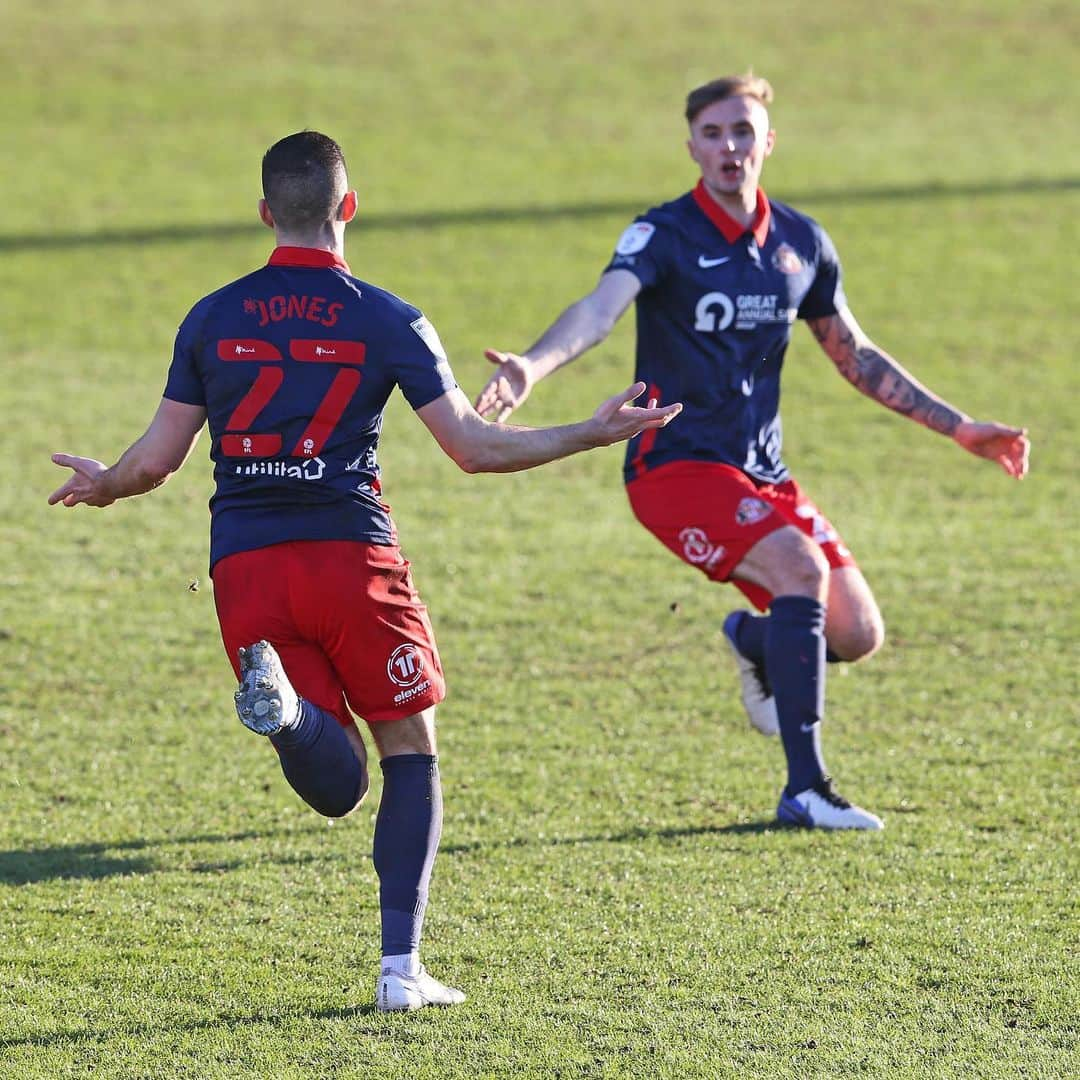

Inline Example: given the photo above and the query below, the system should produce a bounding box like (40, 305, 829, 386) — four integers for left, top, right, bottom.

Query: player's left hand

(953, 421, 1030, 479)
(48, 454, 115, 507)
(475, 349, 535, 422)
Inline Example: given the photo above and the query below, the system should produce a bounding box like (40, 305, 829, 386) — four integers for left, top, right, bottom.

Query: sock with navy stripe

(731, 610, 767, 664)
(270, 700, 364, 818)
(734, 608, 846, 665)
(764, 595, 829, 796)
(373, 753, 442, 958)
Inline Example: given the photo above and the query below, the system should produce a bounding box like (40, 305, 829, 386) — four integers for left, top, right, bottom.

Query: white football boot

(376, 966, 466, 1012)
(777, 778, 884, 830)
(234, 640, 300, 735)
(722, 612, 779, 736)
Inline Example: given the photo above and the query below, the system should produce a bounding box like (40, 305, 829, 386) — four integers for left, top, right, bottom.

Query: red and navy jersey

(163, 247, 457, 569)
(604, 181, 846, 485)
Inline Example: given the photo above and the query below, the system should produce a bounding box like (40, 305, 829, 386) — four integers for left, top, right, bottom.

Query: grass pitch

(1, 1, 1077, 1076)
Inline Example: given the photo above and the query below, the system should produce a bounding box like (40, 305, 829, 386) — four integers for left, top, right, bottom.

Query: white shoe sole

(777, 789, 884, 830)
(234, 641, 297, 735)
(376, 972, 466, 1012)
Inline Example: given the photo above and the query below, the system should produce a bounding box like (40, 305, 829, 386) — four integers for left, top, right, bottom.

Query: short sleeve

(602, 215, 670, 290)
(797, 224, 847, 320)
(393, 312, 459, 410)
(163, 303, 207, 406)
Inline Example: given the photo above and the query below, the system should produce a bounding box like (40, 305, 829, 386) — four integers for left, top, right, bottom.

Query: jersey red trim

(268, 246, 352, 274)
(691, 181, 771, 246)
(289, 339, 366, 365)
(220, 433, 284, 457)
(217, 339, 283, 362)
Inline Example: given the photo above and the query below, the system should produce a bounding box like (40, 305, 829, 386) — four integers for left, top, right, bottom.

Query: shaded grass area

(2, 173, 1078, 254)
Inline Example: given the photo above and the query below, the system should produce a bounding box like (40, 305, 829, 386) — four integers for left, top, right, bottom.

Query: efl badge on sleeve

(615, 222, 656, 255)
(410, 316, 448, 361)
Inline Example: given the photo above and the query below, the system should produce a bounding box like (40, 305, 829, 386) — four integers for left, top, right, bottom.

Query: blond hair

(685, 74, 774, 123)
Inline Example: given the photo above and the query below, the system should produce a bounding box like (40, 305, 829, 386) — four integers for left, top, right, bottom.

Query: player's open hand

(589, 382, 683, 447)
(953, 421, 1030, 479)
(48, 454, 115, 507)
(475, 350, 534, 422)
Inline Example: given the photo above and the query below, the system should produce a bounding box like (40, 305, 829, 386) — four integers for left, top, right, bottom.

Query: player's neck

(273, 224, 346, 258)
(700, 181, 758, 229)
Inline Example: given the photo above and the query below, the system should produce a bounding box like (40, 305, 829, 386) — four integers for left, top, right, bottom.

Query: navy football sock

(741, 610, 845, 664)
(270, 700, 364, 818)
(373, 754, 442, 958)
(732, 610, 767, 664)
(764, 595, 829, 796)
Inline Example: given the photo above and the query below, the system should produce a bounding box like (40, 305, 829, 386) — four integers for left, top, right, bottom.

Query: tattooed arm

(806, 307, 1029, 478)
(807, 308, 966, 433)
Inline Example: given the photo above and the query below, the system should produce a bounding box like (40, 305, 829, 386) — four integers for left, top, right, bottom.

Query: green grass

(1, 0, 1078, 1076)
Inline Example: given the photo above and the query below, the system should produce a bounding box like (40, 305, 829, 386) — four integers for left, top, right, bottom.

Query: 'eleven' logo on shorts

(678, 527, 726, 571)
(387, 643, 425, 687)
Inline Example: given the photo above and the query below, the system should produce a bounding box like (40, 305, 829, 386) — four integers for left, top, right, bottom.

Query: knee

(777, 544, 830, 600)
(737, 526, 830, 602)
(830, 611, 886, 662)
(314, 766, 369, 818)
(369, 709, 437, 758)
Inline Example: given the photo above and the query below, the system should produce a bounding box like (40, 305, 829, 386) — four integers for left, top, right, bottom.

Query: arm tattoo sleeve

(810, 315, 964, 436)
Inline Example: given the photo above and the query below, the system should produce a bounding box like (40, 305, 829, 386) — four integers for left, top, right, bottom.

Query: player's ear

(764, 128, 777, 157)
(339, 190, 358, 224)
(686, 136, 700, 166)
(258, 198, 275, 229)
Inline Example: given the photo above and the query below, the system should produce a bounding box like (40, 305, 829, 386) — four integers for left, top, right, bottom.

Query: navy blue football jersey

(604, 182, 846, 485)
(163, 247, 457, 569)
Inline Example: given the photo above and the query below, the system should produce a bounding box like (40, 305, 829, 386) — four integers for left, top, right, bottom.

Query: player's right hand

(588, 382, 683, 447)
(48, 454, 114, 508)
(475, 349, 534, 422)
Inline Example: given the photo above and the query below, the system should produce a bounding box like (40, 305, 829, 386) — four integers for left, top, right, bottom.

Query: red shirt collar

(268, 246, 352, 274)
(692, 180, 771, 246)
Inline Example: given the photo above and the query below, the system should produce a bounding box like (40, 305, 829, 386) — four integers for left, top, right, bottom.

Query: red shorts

(626, 460, 857, 611)
(213, 540, 445, 724)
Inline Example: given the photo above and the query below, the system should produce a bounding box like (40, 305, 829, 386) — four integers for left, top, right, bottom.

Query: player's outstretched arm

(48, 398, 207, 508)
(476, 270, 642, 422)
(807, 308, 1029, 478)
(419, 383, 681, 474)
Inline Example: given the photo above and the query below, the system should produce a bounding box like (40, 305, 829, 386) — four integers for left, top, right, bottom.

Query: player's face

(687, 95, 775, 199)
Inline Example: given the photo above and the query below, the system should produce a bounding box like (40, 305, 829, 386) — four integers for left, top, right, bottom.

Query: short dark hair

(685, 74, 774, 124)
(261, 131, 348, 234)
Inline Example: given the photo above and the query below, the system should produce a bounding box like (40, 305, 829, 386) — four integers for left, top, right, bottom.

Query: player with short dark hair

(477, 77, 1029, 831)
(261, 131, 348, 234)
(49, 130, 681, 1011)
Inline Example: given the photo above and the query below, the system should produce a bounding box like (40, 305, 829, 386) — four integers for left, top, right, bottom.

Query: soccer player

(48, 131, 681, 1011)
(477, 75, 1029, 831)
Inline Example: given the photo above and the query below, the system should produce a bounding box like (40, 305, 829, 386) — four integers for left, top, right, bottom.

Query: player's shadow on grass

(0, 828, 311, 885)
(1, 175, 1077, 253)
(0, 1004, 380, 1052)
(441, 819, 777, 857)
(0, 820, 779, 883)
